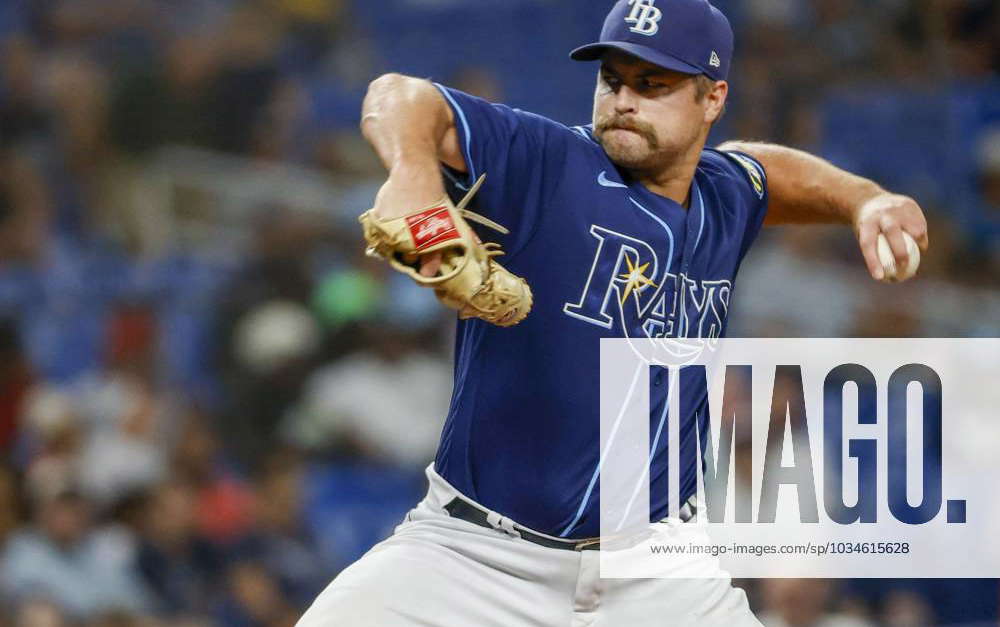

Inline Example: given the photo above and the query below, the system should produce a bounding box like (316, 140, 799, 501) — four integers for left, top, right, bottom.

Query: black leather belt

(444, 497, 603, 550)
(443, 497, 698, 552)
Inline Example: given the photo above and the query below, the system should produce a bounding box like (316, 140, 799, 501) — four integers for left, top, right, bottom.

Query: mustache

(595, 117, 658, 145)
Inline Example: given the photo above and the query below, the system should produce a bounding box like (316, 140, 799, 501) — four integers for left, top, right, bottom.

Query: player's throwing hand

(853, 192, 929, 282)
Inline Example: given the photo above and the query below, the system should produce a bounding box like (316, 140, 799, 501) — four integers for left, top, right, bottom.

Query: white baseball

(876, 232, 920, 282)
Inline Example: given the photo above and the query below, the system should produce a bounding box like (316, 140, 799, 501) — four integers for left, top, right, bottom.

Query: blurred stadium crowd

(0, 0, 997, 625)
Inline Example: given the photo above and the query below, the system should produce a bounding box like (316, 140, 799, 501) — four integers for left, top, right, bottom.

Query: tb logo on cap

(625, 0, 662, 36)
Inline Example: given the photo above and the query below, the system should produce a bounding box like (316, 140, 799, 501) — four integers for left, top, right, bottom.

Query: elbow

(361, 74, 399, 134)
(367, 72, 408, 95)
(365, 72, 429, 104)
(363, 73, 406, 113)
(361, 73, 423, 134)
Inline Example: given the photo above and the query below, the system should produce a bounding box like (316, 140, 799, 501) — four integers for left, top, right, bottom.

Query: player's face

(593, 51, 712, 172)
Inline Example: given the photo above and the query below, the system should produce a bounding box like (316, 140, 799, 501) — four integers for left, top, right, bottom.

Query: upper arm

(717, 141, 856, 226)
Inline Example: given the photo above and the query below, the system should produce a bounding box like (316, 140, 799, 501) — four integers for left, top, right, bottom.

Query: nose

(613, 84, 638, 115)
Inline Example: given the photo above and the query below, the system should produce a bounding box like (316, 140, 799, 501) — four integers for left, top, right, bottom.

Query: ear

(704, 80, 729, 125)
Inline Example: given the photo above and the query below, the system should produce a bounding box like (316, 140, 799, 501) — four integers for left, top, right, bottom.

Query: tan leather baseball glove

(359, 175, 532, 327)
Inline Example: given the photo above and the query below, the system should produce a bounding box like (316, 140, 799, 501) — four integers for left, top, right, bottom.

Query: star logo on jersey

(625, 0, 662, 36)
(618, 255, 657, 304)
(563, 225, 733, 348)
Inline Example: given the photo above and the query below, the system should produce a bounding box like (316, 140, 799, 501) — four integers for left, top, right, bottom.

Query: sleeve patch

(728, 153, 766, 200)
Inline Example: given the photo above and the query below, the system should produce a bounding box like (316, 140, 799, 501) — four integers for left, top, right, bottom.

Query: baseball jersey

(432, 84, 768, 539)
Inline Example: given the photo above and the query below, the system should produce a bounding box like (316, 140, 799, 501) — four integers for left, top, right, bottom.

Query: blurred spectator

(0, 318, 34, 455)
(74, 305, 170, 506)
(85, 609, 146, 627)
(223, 298, 322, 465)
(283, 323, 450, 466)
(40, 52, 111, 237)
(758, 579, 875, 627)
(270, 0, 346, 72)
(135, 481, 224, 618)
(0, 35, 49, 145)
(214, 561, 300, 627)
(12, 599, 69, 627)
(20, 386, 83, 503)
(74, 372, 169, 506)
(215, 207, 327, 465)
(0, 151, 50, 265)
(171, 413, 255, 544)
(967, 126, 1000, 277)
(0, 465, 24, 548)
(208, 6, 282, 155)
(880, 589, 934, 627)
(945, 0, 1000, 78)
(231, 450, 328, 608)
(0, 490, 150, 619)
(107, 34, 218, 156)
(233, 300, 321, 378)
(813, 0, 880, 79)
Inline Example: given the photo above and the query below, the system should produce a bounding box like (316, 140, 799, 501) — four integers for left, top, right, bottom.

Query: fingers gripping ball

(876, 232, 920, 283)
(359, 175, 533, 327)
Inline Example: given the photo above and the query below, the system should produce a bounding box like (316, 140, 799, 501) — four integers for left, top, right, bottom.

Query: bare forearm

(719, 141, 883, 226)
(361, 74, 468, 219)
(719, 140, 928, 282)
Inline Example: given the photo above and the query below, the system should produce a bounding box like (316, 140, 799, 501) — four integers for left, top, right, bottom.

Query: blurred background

(0, 0, 997, 625)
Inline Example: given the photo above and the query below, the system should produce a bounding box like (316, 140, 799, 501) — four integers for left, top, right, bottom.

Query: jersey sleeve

(433, 84, 573, 255)
(711, 149, 770, 259)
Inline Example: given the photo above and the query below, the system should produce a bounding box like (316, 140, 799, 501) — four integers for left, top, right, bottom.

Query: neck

(630, 136, 707, 208)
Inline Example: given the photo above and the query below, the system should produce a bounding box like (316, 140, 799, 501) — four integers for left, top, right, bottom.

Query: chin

(605, 147, 657, 171)
(600, 139, 654, 170)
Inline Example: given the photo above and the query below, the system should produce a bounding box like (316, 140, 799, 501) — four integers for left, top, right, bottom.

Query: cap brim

(569, 41, 703, 76)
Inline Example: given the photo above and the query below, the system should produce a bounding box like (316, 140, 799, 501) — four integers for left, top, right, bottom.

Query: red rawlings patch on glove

(407, 206, 459, 251)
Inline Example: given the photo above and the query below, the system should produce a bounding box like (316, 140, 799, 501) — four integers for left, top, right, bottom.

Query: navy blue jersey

(432, 85, 768, 539)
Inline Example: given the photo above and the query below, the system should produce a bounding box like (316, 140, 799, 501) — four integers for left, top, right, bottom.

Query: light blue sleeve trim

(433, 83, 477, 182)
(692, 183, 706, 253)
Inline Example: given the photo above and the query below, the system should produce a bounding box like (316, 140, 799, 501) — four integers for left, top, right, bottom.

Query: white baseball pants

(298, 465, 762, 627)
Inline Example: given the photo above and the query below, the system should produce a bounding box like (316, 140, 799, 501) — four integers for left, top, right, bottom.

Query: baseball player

(299, 0, 929, 625)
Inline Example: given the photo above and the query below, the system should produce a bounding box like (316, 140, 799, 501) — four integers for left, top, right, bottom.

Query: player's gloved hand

(852, 192, 929, 282)
(360, 174, 533, 327)
(369, 164, 448, 277)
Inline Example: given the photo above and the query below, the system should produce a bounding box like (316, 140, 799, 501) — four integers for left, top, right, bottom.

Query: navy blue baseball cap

(570, 0, 734, 81)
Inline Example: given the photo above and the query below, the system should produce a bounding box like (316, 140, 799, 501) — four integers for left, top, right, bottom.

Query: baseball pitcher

(299, 0, 929, 624)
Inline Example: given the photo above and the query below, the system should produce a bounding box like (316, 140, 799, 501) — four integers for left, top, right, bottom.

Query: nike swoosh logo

(597, 170, 628, 189)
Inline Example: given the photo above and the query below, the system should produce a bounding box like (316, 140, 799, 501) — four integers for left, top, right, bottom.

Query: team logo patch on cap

(625, 0, 662, 36)
(407, 206, 459, 250)
(709, 51, 721, 68)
